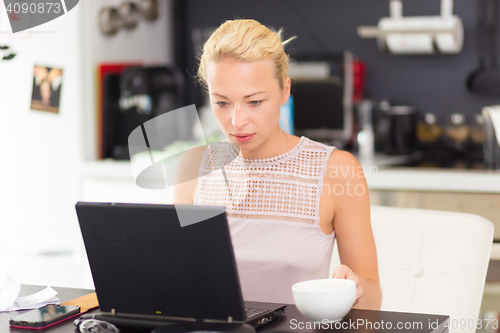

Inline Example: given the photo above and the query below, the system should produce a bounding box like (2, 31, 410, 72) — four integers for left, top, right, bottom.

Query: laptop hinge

(106, 312, 242, 324)
(201, 317, 243, 324)
(105, 311, 197, 322)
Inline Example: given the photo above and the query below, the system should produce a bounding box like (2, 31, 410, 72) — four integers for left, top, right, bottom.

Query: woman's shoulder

(175, 145, 208, 184)
(173, 145, 210, 204)
(301, 136, 335, 151)
(177, 145, 208, 166)
(328, 149, 359, 166)
(323, 147, 365, 182)
(321, 148, 368, 212)
(175, 140, 235, 179)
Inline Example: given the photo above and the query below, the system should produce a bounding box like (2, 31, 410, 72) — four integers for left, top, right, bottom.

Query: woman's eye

(249, 100, 262, 106)
(216, 102, 228, 107)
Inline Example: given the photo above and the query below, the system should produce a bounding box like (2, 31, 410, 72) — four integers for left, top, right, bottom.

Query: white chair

(330, 205, 494, 333)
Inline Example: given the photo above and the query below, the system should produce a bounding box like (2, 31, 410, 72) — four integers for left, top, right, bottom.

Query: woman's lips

(232, 133, 255, 143)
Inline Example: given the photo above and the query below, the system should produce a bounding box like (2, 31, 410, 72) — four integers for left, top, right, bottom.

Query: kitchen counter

(81, 160, 136, 180)
(79, 160, 172, 205)
(365, 167, 500, 194)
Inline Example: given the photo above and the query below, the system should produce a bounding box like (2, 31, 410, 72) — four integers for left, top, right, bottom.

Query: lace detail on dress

(194, 137, 335, 224)
(227, 212, 316, 224)
(230, 136, 305, 164)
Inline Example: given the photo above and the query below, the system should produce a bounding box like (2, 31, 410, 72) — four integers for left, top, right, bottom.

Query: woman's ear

(281, 77, 291, 105)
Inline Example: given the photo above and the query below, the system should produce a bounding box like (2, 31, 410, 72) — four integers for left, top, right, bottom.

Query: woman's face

(205, 58, 290, 152)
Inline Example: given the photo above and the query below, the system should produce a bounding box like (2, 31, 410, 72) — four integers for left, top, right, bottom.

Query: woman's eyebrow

(211, 91, 266, 99)
(244, 91, 266, 98)
(211, 93, 228, 98)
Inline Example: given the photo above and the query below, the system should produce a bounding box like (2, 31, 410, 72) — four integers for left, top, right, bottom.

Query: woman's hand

(332, 264, 364, 306)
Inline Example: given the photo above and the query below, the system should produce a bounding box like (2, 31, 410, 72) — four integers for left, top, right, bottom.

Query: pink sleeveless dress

(194, 136, 336, 304)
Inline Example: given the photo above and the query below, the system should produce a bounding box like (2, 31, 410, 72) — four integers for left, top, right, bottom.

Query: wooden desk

(260, 305, 449, 332)
(1, 286, 449, 333)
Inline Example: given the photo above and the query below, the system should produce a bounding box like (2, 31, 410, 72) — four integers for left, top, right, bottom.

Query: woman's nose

(231, 105, 249, 129)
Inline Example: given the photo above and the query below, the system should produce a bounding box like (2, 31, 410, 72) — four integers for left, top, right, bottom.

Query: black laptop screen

(76, 202, 246, 322)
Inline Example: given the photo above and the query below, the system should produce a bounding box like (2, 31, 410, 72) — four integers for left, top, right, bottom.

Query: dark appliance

(289, 51, 355, 146)
(377, 105, 418, 155)
(292, 79, 345, 139)
(101, 65, 185, 159)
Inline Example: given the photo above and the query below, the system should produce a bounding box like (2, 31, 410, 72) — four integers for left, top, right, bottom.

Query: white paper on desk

(0, 274, 60, 312)
(5, 291, 60, 312)
(0, 274, 21, 311)
(7, 296, 60, 311)
(14, 286, 58, 307)
(6, 286, 59, 311)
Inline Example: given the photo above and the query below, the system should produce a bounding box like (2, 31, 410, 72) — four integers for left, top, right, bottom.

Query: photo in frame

(31, 64, 63, 114)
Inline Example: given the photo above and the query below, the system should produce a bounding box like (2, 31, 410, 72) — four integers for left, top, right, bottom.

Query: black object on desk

(75, 202, 285, 328)
(259, 304, 449, 333)
(1, 286, 450, 333)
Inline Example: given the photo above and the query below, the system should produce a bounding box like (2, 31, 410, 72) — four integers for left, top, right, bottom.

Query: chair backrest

(330, 205, 494, 333)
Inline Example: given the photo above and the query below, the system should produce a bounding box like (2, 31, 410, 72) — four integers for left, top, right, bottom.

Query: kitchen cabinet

(366, 168, 500, 240)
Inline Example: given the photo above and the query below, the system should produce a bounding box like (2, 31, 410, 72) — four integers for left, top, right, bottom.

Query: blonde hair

(197, 19, 295, 91)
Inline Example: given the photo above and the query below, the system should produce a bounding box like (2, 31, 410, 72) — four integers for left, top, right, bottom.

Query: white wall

(0, 0, 173, 288)
(0, 0, 85, 255)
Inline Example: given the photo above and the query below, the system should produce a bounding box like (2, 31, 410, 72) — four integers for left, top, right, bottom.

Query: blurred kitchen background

(1, 0, 500, 327)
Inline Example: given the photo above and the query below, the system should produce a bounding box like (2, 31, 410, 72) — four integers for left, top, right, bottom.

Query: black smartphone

(9, 304, 81, 329)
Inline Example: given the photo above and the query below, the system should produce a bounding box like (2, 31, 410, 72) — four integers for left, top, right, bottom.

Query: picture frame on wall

(31, 64, 63, 114)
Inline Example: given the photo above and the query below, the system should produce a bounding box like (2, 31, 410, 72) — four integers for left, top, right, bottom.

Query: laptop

(75, 202, 286, 330)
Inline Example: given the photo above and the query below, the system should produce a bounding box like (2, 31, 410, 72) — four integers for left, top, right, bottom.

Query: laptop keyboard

(245, 308, 269, 319)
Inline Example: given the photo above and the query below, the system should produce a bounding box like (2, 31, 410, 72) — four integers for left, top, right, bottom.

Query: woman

(174, 19, 381, 310)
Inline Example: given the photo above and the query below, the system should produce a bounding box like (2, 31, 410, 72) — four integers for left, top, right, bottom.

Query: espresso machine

(101, 65, 185, 159)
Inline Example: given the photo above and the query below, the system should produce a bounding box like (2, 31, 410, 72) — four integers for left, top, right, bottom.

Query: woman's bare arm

(326, 149, 382, 310)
